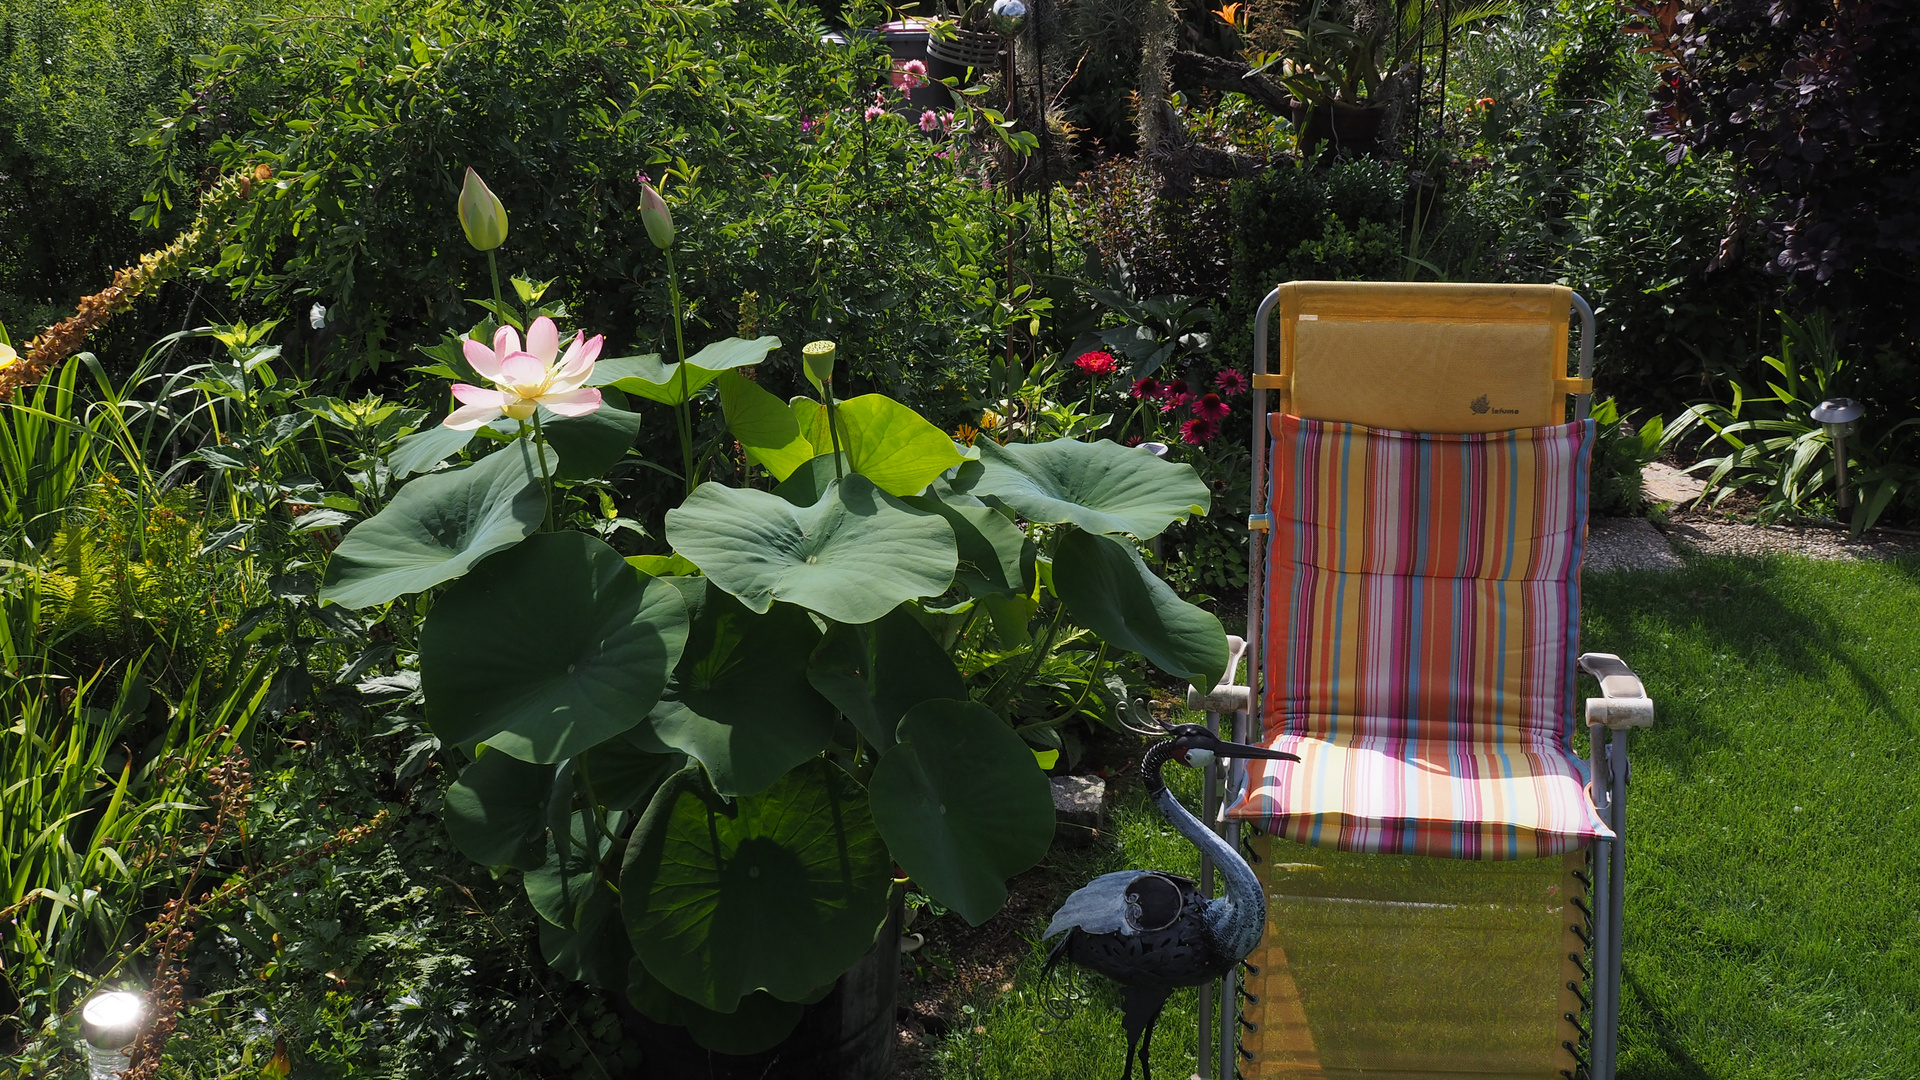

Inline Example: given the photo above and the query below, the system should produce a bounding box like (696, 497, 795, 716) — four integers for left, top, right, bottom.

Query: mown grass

(931, 554, 1920, 1080)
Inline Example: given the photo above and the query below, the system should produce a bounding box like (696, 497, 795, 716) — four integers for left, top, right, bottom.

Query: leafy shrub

(1436, 0, 1771, 415)
(140, 0, 1010, 416)
(0, 0, 260, 341)
(1224, 155, 1405, 356)
(1587, 396, 1660, 518)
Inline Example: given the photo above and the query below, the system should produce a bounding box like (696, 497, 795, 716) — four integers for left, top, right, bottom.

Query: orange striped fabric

(1227, 415, 1610, 859)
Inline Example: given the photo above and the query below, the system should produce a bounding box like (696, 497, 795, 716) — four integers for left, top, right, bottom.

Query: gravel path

(1586, 510, 1920, 572)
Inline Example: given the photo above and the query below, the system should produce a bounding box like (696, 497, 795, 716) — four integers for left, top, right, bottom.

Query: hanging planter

(927, 27, 1001, 70)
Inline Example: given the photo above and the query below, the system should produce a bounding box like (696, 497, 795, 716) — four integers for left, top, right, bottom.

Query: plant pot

(926, 27, 1002, 70)
(875, 18, 952, 112)
(1288, 99, 1389, 157)
(627, 897, 902, 1079)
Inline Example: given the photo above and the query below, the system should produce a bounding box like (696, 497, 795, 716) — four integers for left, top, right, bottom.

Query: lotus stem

(664, 248, 696, 494)
(487, 249, 504, 320)
(529, 411, 556, 532)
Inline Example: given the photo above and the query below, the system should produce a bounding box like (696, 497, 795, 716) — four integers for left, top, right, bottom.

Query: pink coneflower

(891, 59, 928, 91)
(1214, 369, 1248, 395)
(1130, 377, 1162, 399)
(864, 103, 885, 121)
(919, 109, 940, 132)
(1075, 350, 1117, 375)
(1180, 417, 1221, 444)
(1192, 392, 1230, 422)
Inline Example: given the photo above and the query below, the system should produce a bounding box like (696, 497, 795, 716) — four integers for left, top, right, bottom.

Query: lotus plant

(445, 318, 604, 430)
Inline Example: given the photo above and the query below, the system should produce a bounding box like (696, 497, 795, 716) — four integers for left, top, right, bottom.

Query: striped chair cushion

(1226, 415, 1610, 859)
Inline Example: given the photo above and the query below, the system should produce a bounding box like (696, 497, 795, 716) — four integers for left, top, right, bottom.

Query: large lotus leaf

(539, 389, 642, 480)
(807, 606, 965, 752)
(628, 962, 804, 1055)
(718, 371, 814, 480)
(320, 441, 553, 609)
(953, 438, 1210, 539)
(903, 489, 1030, 598)
(526, 808, 607, 929)
(591, 336, 780, 405)
(868, 699, 1054, 926)
(388, 422, 476, 478)
(665, 475, 957, 625)
(1051, 528, 1228, 691)
(645, 581, 836, 797)
(538, 874, 631, 990)
(789, 396, 972, 497)
(421, 532, 690, 763)
(581, 734, 683, 811)
(622, 762, 892, 1013)
(771, 453, 844, 507)
(443, 747, 555, 870)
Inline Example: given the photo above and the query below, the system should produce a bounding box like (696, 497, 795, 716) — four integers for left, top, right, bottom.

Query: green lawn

(933, 555, 1920, 1080)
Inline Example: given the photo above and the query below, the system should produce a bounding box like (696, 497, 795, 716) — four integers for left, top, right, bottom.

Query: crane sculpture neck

(1141, 741, 1268, 962)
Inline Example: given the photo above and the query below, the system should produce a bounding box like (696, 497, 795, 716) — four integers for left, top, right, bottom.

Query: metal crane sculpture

(1042, 724, 1299, 1080)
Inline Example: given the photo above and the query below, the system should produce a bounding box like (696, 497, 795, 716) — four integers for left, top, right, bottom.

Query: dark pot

(630, 900, 901, 1079)
(875, 19, 953, 112)
(1288, 99, 1389, 157)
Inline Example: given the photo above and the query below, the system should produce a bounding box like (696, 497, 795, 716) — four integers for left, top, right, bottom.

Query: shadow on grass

(1620, 969, 1714, 1080)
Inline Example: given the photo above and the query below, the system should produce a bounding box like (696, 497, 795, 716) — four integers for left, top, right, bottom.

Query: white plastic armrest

(1187, 635, 1251, 713)
(1579, 652, 1654, 729)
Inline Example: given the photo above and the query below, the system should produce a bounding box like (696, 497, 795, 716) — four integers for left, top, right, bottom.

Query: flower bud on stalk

(639, 181, 675, 250)
(458, 168, 509, 251)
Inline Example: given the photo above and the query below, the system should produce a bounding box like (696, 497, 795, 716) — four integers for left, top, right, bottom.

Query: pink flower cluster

(1128, 370, 1246, 444)
(890, 59, 928, 91)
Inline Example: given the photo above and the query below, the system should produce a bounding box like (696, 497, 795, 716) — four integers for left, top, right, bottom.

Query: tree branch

(1168, 49, 1293, 116)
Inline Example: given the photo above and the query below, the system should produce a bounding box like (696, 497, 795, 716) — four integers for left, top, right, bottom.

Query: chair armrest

(1187, 635, 1251, 713)
(1578, 652, 1654, 729)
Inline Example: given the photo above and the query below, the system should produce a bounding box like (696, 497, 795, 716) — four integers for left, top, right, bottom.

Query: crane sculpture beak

(1213, 739, 1300, 762)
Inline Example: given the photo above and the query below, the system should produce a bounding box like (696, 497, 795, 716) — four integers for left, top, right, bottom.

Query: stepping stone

(1052, 775, 1106, 845)
(1642, 462, 1706, 507)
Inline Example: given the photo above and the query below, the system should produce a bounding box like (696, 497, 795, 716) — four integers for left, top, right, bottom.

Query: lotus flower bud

(639, 181, 675, 250)
(457, 168, 509, 251)
(802, 339, 836, 393)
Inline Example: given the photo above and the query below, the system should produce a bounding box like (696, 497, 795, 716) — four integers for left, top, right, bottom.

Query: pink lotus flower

(446, 317, 604, 430)
(1075, 350, 1117, 375)
(891, 59, 928, 91)
(1180, 416, 1221, 444)
(1214, 369, 1248, 395)
(1192, 392, 1231, 422)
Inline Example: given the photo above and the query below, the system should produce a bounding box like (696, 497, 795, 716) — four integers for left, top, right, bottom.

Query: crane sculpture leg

(1120, 986, 1172, 1080)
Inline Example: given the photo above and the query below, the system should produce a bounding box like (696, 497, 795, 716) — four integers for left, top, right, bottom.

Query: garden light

(1811, 397, 1864, 508)
(79, 990, 144, 1079)
(989, 0, 1027, 35)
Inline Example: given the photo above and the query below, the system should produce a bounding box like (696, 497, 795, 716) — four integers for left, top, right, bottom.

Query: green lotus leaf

(627, 552, 699, 578)
(581, 733, 683, 811)
(807, 606, 966, 752)
(525, 807, 605, 929)
(953, 438, 1210, 539)
(1051, 528, 1228, 690)
(592, 336, 780, 405)
(539, 389, 641, 480)
(645, 581, 836, 797)
(628, 962, 804, 1055)
(718, 370, 814, 480)
(421, 532, 690, 763)
(320, 440, 553, 609)
(771, 453, 844, 506)
(903, 488, 1031, 598)
(387, 422, 475, 478)
(443, 747, 555, 870)
(665, 475, 957, 625)
(868, 699, 1055, 926)
(622, 762, 892, 1013)
(790, 395, 973, 497)
(537, 873, 631, 990)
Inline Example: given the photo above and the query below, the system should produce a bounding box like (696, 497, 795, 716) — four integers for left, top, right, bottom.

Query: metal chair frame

(1194, 285, 1635, 1080)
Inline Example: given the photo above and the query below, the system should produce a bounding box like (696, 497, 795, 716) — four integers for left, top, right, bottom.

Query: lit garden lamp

(79, 990, 144, 1079)
(1811, 397, 1864, 508)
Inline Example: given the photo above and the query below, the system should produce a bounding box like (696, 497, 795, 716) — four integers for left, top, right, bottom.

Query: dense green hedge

(138, 0, 1012, 417)
(0, 0, 261, 336)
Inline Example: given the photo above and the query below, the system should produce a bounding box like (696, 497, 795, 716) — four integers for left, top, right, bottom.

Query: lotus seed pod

(802, 340, 837, 390)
